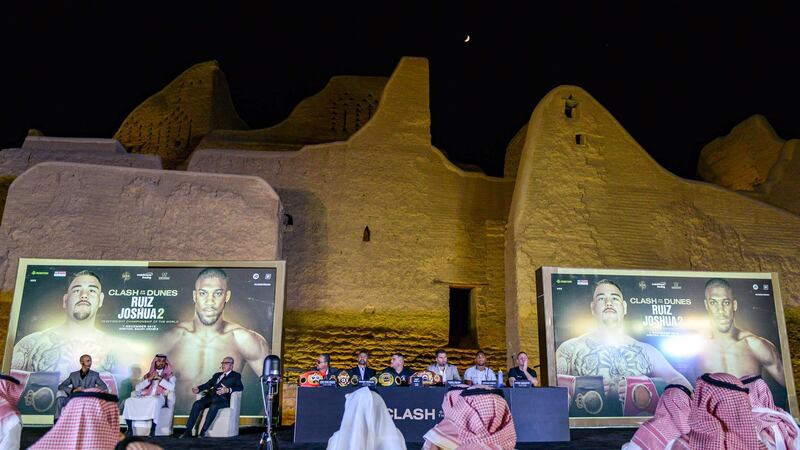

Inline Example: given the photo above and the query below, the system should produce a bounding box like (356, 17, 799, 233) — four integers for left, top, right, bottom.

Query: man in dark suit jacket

(55, 354, 108, 419)
(180, 355, 243, 438)
(348, 350, 376, 382)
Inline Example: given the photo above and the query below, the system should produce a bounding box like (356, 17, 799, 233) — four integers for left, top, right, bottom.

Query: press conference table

(294, 385, 570, 443)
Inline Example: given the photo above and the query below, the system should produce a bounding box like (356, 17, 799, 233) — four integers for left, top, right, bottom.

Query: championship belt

(570, 376, 605, 417)
(336, 370, 351, 387)
(411, 370, 442, 386)
(18, 371, 59, 414)
(378, 372, 395, 387)
(624, 376, 660, 416)
(298, 370, 324, 387)
(350, 375, 359, 386)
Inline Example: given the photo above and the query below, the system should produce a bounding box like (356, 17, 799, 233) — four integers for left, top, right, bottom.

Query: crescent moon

(464, 35, 470, 43)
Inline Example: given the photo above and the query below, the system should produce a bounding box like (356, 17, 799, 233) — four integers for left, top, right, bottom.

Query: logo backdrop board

(536, 267, 797, 427)
(3, 258, 285, 421)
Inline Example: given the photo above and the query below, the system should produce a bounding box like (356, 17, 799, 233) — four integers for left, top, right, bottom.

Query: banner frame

(3, 257, 287, 425)
(536, 266, 798, 427)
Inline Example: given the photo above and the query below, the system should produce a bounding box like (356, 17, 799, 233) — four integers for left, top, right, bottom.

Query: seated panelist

(380, 353, 415, 386)
(426, 349, 461, 382)
(348, 350, 376, 382)
(55, 354, 108, 420)
(123, 354, 175, 437)
(507, 352, 538, 386)
(180, 356, 243, 439)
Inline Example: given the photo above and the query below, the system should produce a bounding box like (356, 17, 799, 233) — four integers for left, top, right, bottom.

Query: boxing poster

(536, 267, 797, 426)
(3, 258, 285, 421)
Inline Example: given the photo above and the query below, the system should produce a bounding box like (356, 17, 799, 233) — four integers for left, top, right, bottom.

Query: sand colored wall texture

(698, 115, 800, 215)
(0, 143, 161, 177)
(507, 86, 800, 366)
(199, 75, 387, 152)
(114, 61, 248, 168)
(189, 58, 515, 372)
(0, 162, 283, 297)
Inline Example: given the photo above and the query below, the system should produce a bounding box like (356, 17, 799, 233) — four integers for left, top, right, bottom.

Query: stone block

(0, 162, 282, 298)
(22, 136, 128, 154)
(0, 147, 162, 176)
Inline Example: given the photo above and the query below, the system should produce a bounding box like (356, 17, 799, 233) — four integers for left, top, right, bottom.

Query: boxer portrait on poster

(545, 269, 792, 420)
(3, 259, 284, 419)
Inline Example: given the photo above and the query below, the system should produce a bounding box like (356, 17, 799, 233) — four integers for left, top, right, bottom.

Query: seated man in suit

(427, 349, 461, 382)
(316, 353, 337, 380)
(348, 350, 376, 382)
(55, 354, 108, 421)
(180, 356, 243, 438)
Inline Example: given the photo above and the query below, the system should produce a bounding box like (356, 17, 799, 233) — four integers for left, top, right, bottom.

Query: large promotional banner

(3, 258, 285, 421)
(536, 267, 797, 426)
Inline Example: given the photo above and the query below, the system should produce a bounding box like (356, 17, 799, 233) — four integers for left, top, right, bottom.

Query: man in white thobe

(123, 354, 175, 437)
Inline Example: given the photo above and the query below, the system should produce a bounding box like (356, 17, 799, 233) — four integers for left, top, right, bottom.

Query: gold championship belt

(298, 370, 324, 387)
(336, 370, 351, 387)
(378, 372, 395, 387)
(411, 370, 443, 386)
(569, 375, 605, 416)
(350, 375, 359, 386)
(574, 390, 604, 415)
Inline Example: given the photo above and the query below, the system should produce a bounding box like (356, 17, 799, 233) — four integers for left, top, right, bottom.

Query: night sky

(2, 2, 799, 178)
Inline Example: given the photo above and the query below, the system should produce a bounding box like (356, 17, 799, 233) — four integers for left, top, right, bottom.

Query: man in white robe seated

(327, 386, 406, 450)
(0, 373, 28, 450)
(123, 354, 175, 437)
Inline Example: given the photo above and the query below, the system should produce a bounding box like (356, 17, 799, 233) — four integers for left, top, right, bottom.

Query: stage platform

(19, 425, 636, 449)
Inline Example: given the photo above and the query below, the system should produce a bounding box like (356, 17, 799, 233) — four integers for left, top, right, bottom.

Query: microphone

(262, 355, 281, 383)
(259, 355, 281, 450)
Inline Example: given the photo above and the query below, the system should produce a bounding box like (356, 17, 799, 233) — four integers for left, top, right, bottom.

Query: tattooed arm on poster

(557, 337, 691, 404)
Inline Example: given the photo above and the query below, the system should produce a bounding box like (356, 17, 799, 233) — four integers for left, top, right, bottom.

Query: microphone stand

(258, 375, 279, 450)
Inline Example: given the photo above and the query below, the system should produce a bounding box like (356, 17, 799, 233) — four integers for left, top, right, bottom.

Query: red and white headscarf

(425, 387, 516, 450)
(624, 384, 692, 450)
(423, 387, 468, 450)
(141, 355, 173, 396)
(30, 389, 121, 450)
(741, 375, 800, 450)
(688, 373, 760, 450)
(0, 374, 27, 421)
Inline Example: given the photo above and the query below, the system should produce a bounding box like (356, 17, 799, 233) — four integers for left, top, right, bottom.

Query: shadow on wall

(277, 188, 328, 310)
(0, 176, 14, 228)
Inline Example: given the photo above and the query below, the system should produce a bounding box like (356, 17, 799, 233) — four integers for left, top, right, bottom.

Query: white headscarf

(327, 387, 406, 450)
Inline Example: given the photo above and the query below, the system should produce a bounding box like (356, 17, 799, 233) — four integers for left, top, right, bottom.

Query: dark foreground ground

(20, 425, 634, 449)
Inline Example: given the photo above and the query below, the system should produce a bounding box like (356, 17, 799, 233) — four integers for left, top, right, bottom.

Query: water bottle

(497, 370, 504, 388)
